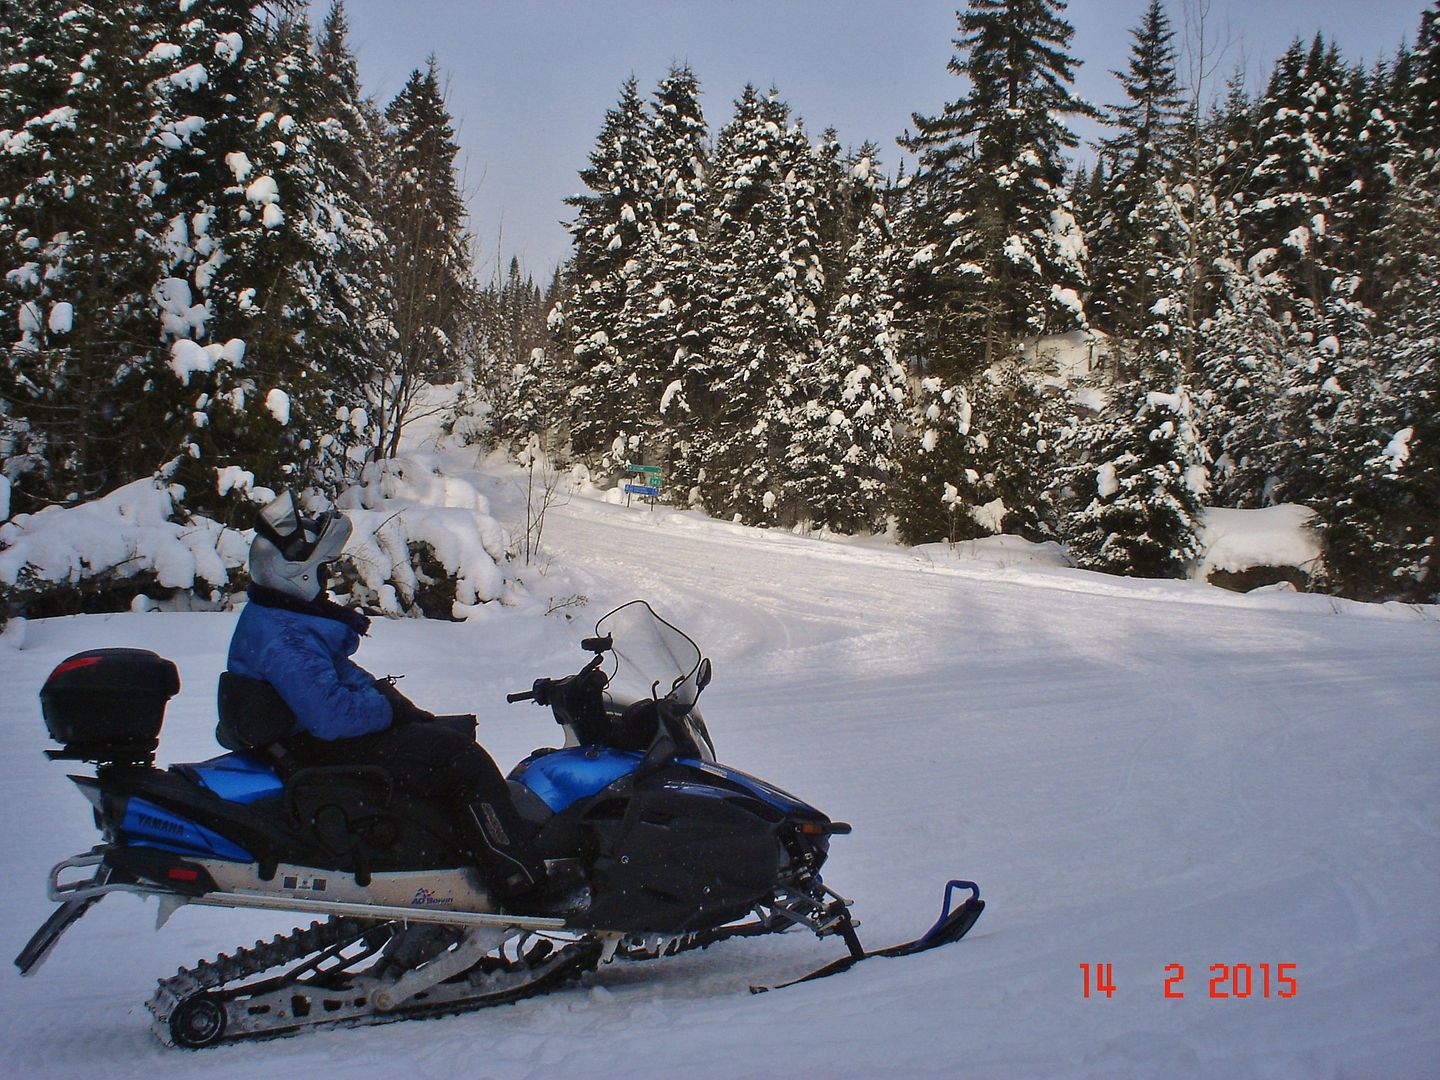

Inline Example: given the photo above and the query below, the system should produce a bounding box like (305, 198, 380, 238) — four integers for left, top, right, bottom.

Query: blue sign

(624, 484, 661, 497)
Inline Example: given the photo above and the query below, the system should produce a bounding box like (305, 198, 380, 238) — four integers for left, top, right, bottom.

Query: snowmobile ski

(750, 880, 985, 993)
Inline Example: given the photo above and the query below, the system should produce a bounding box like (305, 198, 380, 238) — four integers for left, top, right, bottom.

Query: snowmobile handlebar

(506, 678, 550, 705)
(507, 649, 612, 706)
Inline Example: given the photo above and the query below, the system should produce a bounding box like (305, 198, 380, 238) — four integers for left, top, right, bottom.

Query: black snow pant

(284, 720, 547, 900)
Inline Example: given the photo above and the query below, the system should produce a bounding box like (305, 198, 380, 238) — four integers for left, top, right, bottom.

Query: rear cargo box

(41, 649, 180, 762)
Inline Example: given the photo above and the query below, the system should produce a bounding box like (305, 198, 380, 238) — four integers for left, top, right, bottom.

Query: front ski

(750, 880, 985, 993)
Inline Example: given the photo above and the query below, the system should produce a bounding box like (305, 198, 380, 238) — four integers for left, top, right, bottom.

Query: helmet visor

(255, 492, 315, 561)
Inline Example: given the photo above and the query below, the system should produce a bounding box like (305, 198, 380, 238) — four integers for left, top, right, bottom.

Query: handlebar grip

(507, 677, 553, 706)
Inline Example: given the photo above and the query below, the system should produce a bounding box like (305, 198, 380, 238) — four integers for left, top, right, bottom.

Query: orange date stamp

(1080, 963, 1298, 999)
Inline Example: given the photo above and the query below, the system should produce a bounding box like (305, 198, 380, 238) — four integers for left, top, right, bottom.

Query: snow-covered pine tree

(1241, 36, 1396, 327)
(0, 0, 175, 512)
(1397, 2, 1440, 163)
(149, 3, 389, 516)
(961, 366, 1062, 540)
(687, 87, 825, 524)
(474, 257, 536, 400)
(556, 77, 657, 462)
(1087, 0, 1188, 348)
(894, 360, 1066, 544)
(312, 0, 389, 454)
(1313, 325, 1438, 603)
(3, 0, 389, 524)
(628, 65, 708, 471)
(1215, 37, 1409, 511)
(900, 0, 1094, 379)
(1314, 119, 1440, 602)
(374, 59, 474, 460)
(1193, 235, 1304, 507)
(1242, 38, 1334, 313)
(1057, 375, 1207, 578)
(784, 163, 908, 534)
(889, 376, 977, 544)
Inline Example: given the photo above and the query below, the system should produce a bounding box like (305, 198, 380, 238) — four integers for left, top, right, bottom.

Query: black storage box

(41, 649, 181, 757)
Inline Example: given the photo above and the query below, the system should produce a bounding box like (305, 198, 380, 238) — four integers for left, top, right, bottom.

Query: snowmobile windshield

(596, 601, 707, 712)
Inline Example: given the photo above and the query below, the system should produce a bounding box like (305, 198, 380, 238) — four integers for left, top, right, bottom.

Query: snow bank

(1196, 504, 1321, 579)
(913, 534, 1070, 571)
(0, 478, 246, 599)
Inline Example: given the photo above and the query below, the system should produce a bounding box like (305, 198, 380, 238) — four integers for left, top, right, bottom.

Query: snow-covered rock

(1196, 504, 1322, 590)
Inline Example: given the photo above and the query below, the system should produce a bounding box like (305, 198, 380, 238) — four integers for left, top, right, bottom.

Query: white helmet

(249, 491, 352, 602)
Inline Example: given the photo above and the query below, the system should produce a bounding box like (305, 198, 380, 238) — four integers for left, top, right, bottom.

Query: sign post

(623, 463, 663, 506)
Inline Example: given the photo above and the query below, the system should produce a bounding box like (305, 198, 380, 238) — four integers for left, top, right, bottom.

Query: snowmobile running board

(16, 851, 568, 977)
(174, 892, 567, 930)
(750, 880, 985, 993)
(39, 850, 566, 929)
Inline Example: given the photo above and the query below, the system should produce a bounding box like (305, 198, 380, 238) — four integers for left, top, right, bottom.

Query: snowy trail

(2, 467, 1438, 1078)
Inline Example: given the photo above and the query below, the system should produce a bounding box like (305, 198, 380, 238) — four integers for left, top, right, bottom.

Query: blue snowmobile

(15, 600, 983, 1047)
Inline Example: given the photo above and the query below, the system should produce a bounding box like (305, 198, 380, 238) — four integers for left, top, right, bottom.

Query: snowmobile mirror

(696, 657, 712, 691)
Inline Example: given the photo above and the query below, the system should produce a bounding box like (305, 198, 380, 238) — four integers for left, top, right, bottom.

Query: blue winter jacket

(227, 593, 393, 741)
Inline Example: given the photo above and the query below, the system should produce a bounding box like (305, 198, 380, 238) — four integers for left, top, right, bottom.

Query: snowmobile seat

(216, 671, 302, 774)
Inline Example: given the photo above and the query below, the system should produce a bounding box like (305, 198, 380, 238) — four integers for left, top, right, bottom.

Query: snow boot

(456, 798, 548, 901)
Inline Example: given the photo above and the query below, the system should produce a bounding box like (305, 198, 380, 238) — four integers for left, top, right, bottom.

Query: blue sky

(338, 1, 1431, 279)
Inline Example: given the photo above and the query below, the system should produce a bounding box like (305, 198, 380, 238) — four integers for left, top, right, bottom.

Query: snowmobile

(15, 600, 983, 1047)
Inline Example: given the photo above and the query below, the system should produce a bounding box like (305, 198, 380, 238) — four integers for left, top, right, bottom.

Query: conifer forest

(3, 0, 1438, 609)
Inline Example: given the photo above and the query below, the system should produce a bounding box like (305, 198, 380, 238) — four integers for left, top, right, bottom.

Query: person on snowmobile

(226, 491, 571, 912)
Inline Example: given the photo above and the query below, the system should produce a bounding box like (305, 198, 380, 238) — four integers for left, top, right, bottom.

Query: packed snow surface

(1, 451, 1437, 1078)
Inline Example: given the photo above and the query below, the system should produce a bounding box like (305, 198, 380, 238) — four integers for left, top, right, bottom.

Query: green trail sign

(624, 463, 663, 501)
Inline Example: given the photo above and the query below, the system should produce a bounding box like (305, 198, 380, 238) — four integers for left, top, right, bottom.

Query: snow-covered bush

(1058, 381, 1208, 578)
(333, 456, 508, 620)
(0, 455, 513, 625)
(0, 478, 249, 622)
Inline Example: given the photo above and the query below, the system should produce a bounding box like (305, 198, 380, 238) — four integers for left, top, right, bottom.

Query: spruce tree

(0, 0, 175, 510)
(1058, 377, 1207, 578)
(151, 4, 387, 514)
(555, 77, 657, 462)
(1315, 327, 1438, 603)
(890, 376, 979, 545)
(375, 59, 474, 460)
(901, 0, 1094, 377)
(629, 66, 709, 471)
(1088, 0, 1188, 344)
(313, 0, 389, 453)
(1194, 228, 1302, 508)
(1399, 2, 1440, 162)
(1315, 132, 1440, 602)
(785, 174, 909, 533)
(687, 88, 825, 524)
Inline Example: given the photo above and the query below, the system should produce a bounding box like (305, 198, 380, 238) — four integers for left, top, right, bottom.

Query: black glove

(375, 677, 437, 726)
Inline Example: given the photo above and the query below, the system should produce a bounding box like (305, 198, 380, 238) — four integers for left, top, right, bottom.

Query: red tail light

(47, 656, 104, 680)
